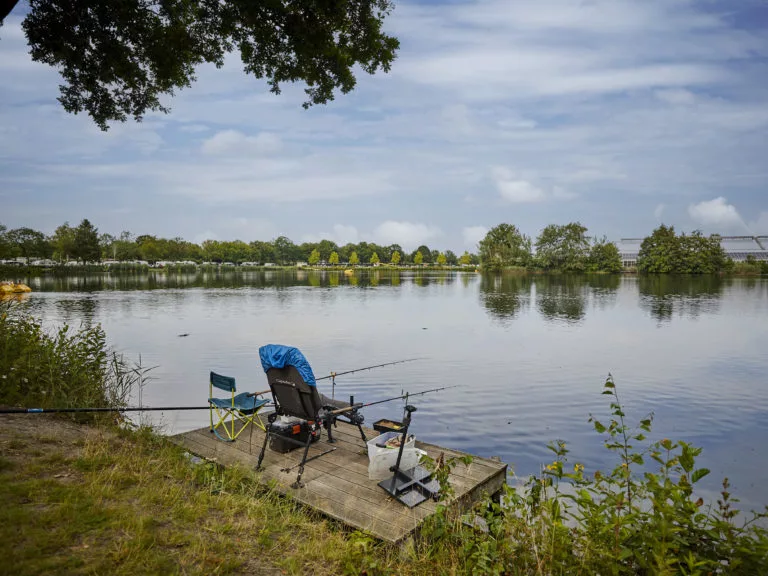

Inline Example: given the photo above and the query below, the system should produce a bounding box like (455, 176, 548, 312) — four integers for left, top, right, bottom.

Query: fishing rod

(0, 406, 229, 414)
(1, 384, 455, 416)
(316, 358, 423, 381)
(316, 357, 424, 399)
(338, 384, 460, 413)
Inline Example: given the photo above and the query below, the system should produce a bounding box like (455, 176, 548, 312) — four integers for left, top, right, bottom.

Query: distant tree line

(478, 222, 623, 273)
(478, 222, 747, 274)
(0, 220, 480, 267)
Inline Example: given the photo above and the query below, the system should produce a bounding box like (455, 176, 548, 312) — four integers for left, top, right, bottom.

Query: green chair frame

(209, 371, 270, 442)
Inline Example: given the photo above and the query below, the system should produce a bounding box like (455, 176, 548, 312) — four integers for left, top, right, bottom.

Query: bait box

(372, 418, 405, 433)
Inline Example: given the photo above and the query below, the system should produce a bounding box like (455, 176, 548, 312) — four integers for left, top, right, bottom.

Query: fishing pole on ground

(315, 357, 425, 399)
(0, 405, 268, 414)
(0, 384, 458, 416)
(0, 390, 274, 415)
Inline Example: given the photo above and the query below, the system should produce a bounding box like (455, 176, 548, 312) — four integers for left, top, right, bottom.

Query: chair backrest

(265, 365, 323, 421)
(210, 371, 236, 393)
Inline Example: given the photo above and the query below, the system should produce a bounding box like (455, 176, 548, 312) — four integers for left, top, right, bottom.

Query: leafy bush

(417, 377, 768, 575)
(0, 302, 136, 413)
(638, 226, 729, 274)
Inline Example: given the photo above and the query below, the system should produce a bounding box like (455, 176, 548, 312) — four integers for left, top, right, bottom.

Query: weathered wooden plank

(180, 426, 499, 510)
(170, 419, 508, 544)
(206, 415, 506, 482)
(306, 476, 430, 530)
(179, 426, 500, 506)
(292, 482, 404, 543)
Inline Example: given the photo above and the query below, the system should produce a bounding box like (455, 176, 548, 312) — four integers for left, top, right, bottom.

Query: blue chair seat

(209, 371, 270, 442)
(209, 394, 269, 415)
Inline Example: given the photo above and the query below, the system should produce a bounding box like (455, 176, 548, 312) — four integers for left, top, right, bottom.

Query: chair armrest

(247, 389, 272, 397)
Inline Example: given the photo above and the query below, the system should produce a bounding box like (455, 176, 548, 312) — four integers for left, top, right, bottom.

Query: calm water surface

(16, 270, 768, 509)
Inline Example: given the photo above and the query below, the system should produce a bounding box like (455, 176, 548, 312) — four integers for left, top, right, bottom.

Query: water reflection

(478, 273, 621, 325)
(26, 269, 440, 292)
(534, 275, 590, 324)
(479, 273, 533, 322)
(639, 275, 723, 323)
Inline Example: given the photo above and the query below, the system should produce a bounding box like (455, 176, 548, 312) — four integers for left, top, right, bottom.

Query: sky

(1, 0, 767, 253)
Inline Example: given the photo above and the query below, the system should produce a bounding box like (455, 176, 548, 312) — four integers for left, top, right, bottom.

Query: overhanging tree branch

(0, 0, 20, 23)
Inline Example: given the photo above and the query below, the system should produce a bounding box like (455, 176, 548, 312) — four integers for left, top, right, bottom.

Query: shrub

(0, 302, 137, 413)
(421, 377, 768, 575)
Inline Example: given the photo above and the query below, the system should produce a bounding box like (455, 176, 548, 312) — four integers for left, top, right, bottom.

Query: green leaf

(680, 444, 695, 472)
(593, 420, 606, 433)
(691, 468, 710, 484)
(604, 380, 615, 389)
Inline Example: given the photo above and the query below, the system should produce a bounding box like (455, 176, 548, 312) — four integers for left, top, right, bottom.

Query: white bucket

(366, 432, 426, 480)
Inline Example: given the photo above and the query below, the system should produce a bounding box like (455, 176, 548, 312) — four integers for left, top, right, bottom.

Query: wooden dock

(170, 417, 507, 543)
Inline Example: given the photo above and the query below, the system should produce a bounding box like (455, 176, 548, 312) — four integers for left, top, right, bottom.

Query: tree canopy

(72, 219, 101, 263)
(2, 0, 399, 130)
(478, 223, 532, 271)
(534, 222, 590, 272)
(638, 226, 728, 274)
(588, 237, 623, 273)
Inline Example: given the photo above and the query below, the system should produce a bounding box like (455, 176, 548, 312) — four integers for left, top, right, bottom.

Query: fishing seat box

(268, 419, 320, 453)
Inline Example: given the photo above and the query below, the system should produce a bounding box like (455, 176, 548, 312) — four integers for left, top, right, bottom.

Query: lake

(13, 270, 768, 510)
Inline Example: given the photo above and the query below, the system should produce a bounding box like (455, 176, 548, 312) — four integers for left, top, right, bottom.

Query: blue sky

(1, 0, 767, 253)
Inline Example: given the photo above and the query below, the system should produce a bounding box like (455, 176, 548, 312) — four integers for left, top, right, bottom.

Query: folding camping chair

(208, 371, 270, 442)
(255, 345, 367, 488)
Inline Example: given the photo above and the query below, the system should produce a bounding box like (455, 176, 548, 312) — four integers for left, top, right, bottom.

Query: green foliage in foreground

(411, 377, 768, 575)
(0, 303, 139, 412)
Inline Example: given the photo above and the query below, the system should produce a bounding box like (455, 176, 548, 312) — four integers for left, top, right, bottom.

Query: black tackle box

(268, 419, 320, 453)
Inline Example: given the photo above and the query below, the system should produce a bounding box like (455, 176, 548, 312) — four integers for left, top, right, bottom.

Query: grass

(0, 414, 490, 575)
(0, 417, 353, 575)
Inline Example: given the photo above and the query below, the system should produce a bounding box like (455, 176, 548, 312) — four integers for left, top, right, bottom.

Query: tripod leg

(256, 425, 270, 470)
(292, 435, 313, 489)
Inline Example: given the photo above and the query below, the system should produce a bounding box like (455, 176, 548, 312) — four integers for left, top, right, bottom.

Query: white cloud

(552, 187, 578, 200)
(302, 224, 361, 246)
(462, 226, 488, 248)
(654, 203, 666, 220)
(193, 230, 219, 244)
(655, 89, 697, 105)
(300, 221, 440, 251)
(688, 197, 745, 231)
(493, 168, 547, 203)
(179, 124, 210, 133)
(747, 212, 768, 235)
(371, 221, 442, 251)
(201, 130, 281, 155)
